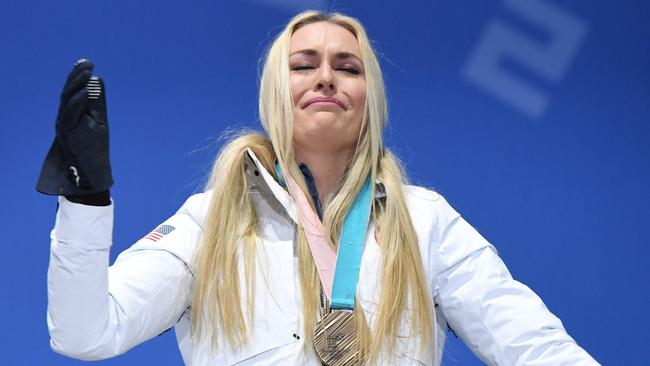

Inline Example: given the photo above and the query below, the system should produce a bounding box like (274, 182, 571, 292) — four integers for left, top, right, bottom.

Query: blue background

(1, 0, 648, 364)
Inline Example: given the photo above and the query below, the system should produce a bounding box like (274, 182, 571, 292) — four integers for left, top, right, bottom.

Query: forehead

(289, 21, 360, 57)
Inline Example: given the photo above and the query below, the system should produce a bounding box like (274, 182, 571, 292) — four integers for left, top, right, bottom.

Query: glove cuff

(65, 190, 111, 206)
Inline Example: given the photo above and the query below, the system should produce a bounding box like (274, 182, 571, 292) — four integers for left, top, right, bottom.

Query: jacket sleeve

(47, 193, 205, 361)
(431, 196, 599, 365)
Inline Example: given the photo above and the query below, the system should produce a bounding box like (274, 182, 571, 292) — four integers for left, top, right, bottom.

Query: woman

(40, 10, 599, 365)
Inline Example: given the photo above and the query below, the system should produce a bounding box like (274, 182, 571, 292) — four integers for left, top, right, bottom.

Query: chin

(313, 116, 343, 127)
(304, 111, 346, 125)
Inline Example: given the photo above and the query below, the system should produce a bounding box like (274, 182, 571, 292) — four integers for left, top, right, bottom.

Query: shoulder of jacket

(402, 184, 460, 224)
(403, 184, 443, 202)
(175, 189, 214, 229)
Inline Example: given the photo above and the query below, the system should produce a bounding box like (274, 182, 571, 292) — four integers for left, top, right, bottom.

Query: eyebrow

(289, 49, 362, 63)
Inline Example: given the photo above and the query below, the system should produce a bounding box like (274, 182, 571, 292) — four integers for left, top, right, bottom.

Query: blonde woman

(41, 10, 599, 366)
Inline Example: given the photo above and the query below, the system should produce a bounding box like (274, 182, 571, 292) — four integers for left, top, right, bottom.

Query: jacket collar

(244, 148, 386, 224)
(245, 149, 298, 222)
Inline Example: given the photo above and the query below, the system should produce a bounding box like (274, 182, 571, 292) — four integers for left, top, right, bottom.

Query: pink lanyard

(284, 173, 338, 301)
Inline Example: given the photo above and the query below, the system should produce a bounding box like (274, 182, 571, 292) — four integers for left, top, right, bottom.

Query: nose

(314, 63, 335, 93)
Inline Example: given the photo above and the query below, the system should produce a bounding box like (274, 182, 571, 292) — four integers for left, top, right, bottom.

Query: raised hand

(37, 59, 113, 196)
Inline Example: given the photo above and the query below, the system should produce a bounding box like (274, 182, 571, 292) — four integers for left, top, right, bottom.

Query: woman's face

(289, 21, 367, 155)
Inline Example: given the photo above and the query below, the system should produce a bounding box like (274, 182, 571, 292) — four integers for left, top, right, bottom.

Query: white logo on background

(463, 0, 588, 118)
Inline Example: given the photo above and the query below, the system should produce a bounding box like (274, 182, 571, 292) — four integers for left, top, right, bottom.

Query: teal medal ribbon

(330, 174, 373, 310)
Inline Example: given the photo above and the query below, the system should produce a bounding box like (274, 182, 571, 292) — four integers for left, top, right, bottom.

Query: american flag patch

(144, 224, 176, 242)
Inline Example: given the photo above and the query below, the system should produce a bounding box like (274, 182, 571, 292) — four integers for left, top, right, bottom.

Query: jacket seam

(465, 249, 509, 366)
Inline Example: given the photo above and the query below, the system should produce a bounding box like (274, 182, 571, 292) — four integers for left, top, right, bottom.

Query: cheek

(347, 84, 367, 136)
(350, 82, 367, 110)
(351, 85, 367, 137)
(289, 77, 303, 107)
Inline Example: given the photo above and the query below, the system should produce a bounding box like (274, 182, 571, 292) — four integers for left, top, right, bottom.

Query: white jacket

(47, 150, 599, 365)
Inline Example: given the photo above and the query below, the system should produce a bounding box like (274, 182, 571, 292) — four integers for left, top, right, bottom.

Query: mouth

(303, 96, 347, 110)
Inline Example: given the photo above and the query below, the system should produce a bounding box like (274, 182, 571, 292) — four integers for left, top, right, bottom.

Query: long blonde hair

(191, 10, 434, 362)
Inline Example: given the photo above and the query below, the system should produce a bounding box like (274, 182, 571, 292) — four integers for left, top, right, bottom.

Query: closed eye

(339, 67, 360, 75)
(291, 65, 360, 75)
(292, 65, 315, 72)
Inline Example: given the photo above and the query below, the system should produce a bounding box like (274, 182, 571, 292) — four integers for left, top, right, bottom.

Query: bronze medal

(313, 310, 359, 366)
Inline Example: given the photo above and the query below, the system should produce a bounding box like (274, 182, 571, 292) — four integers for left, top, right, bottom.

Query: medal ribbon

(329, 174, 372, 310)
(280, 164, 372, 310)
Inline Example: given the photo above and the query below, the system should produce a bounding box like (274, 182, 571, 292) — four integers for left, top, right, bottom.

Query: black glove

(36, 59, 113, 197)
